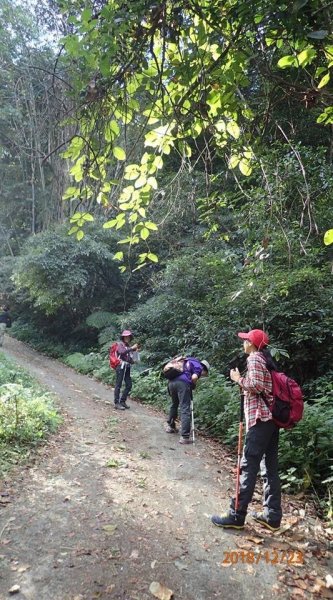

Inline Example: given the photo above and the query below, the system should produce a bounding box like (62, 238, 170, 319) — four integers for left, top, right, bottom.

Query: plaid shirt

(239, 352, 273, 431)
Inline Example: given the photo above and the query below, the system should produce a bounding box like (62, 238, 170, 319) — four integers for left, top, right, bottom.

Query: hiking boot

(251, 512, 281, 531)
(165, 424, 178, 433)
(179, 436, 193, 445)
(114, 402, 125, 410)
(120, 401, 130, 409)
(211, 512, 245, 529)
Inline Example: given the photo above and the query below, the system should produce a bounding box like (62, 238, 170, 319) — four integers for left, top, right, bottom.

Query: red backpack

(109, 343, 121, 370)
(263, 370, 304, 429)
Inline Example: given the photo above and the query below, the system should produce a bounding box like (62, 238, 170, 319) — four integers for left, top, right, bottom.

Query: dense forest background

(0, 0, 332, 513)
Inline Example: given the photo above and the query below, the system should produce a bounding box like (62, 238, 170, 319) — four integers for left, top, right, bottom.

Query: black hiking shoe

(120, 401, 130, 409)
(211, 512, 245, 529)
(251, 512, 281, 531)
(114, 403, 125, 410)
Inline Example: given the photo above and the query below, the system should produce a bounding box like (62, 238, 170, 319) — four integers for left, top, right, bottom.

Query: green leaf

(68, 226, 78, 235)
(147, 253, 158, 263)
(317, 73, 330, 89)
(154, 156, 164, 169)
(76, 230, 84, 241)
(140, 227, 150, 240)
(105, 120, 120, 142)
(83, 213, 94, 222)
(113, 251, 124, 261)
(103, 219, 117, 229)
(147, 176, 158, 189)
(134, 175, 147, 188)
(63, 186, 79, 200)
(277, 55, 297, 69)
(124, 164, 140, 180)
(229, 155, 240, 169)
(239, 159, 252, 176)
(113, 146, 126, 160)
(70, 212, 83, 222)
(297, 48, 316, 67)
(226, 121, 240, 139)
(144, 221, 158, 231)
(70, 156, 86, 182)
(324, 229, 333, 245)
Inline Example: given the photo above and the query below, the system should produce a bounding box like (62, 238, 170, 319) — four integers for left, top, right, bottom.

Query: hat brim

(238, 332, 250, 340)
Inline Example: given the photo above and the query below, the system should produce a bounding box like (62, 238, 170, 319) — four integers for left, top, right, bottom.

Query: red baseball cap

(237, 329, 269, 350)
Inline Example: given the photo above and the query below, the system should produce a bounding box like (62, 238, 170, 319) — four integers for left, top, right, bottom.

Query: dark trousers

(114, 364, 132, 404)
(167, 380, 192, 437)
(230, 420, 282, 521)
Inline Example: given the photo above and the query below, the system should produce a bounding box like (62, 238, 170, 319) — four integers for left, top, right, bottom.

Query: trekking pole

(235, 392, 244, 512)
(190, 392, 195, 444)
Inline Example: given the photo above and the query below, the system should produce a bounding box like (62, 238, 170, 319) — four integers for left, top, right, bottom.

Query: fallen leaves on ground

(102, 524, 117, 535)
(8, 585, 20, 594)
(149, 581, 174, 600)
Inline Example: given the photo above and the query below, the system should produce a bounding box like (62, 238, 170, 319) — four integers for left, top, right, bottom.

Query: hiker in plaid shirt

(211, 329, 282, 531)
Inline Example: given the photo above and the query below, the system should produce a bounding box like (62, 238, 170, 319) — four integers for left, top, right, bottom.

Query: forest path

(0, 337, 325, 600)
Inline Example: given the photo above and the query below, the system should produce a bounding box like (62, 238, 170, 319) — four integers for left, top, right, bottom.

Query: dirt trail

(0, 337, 326, 600)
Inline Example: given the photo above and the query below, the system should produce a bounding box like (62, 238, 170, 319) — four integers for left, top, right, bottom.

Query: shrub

(10, 319, 68, 358)
(131, 370, 168, 410)
(278, 394, 333, 497)
(0, 353, 61, 476)
(63, 352, 102, 374)
(93, 363, 116, 386)
(0, 383, 60, 443)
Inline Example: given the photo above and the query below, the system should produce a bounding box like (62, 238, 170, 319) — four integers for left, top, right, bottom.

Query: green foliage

(0, 353, 61, 476)
(92, 363, 115, 386)
(10, 319, 68, 358)
(0, 383, 60, 443)
(193, 372, 240, 444)
(57, 0, 333, 263)
(64, 351, 102, 374)
(0, 353, 37, 387)
(98, 325, 120, 353)
(131, 370, 168, 411)
(86, 311, 118, 330)
(12, 226, 123, 316)
(278, 394, 333, 496)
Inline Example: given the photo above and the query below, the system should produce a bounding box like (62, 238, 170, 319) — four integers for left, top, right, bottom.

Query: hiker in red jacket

(113, 330, 140, 410)
(211, 329, 282, 531)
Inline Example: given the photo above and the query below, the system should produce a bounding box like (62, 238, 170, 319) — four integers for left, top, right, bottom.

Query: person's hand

(131, 343, 139, 351)
(230, 368, 241, 383)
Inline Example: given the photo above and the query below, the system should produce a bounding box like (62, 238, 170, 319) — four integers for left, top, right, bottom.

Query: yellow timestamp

(222, 549, 304, 565)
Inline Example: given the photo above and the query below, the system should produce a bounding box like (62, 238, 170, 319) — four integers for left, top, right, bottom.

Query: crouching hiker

(0, 306, 12, 347)
(164, 357, 210, 444)
(110, 330, 140, 410)
(211, 329, 282, 531)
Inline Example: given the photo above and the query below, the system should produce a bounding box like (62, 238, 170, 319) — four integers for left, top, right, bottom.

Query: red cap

(238, 329, 269, 350)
